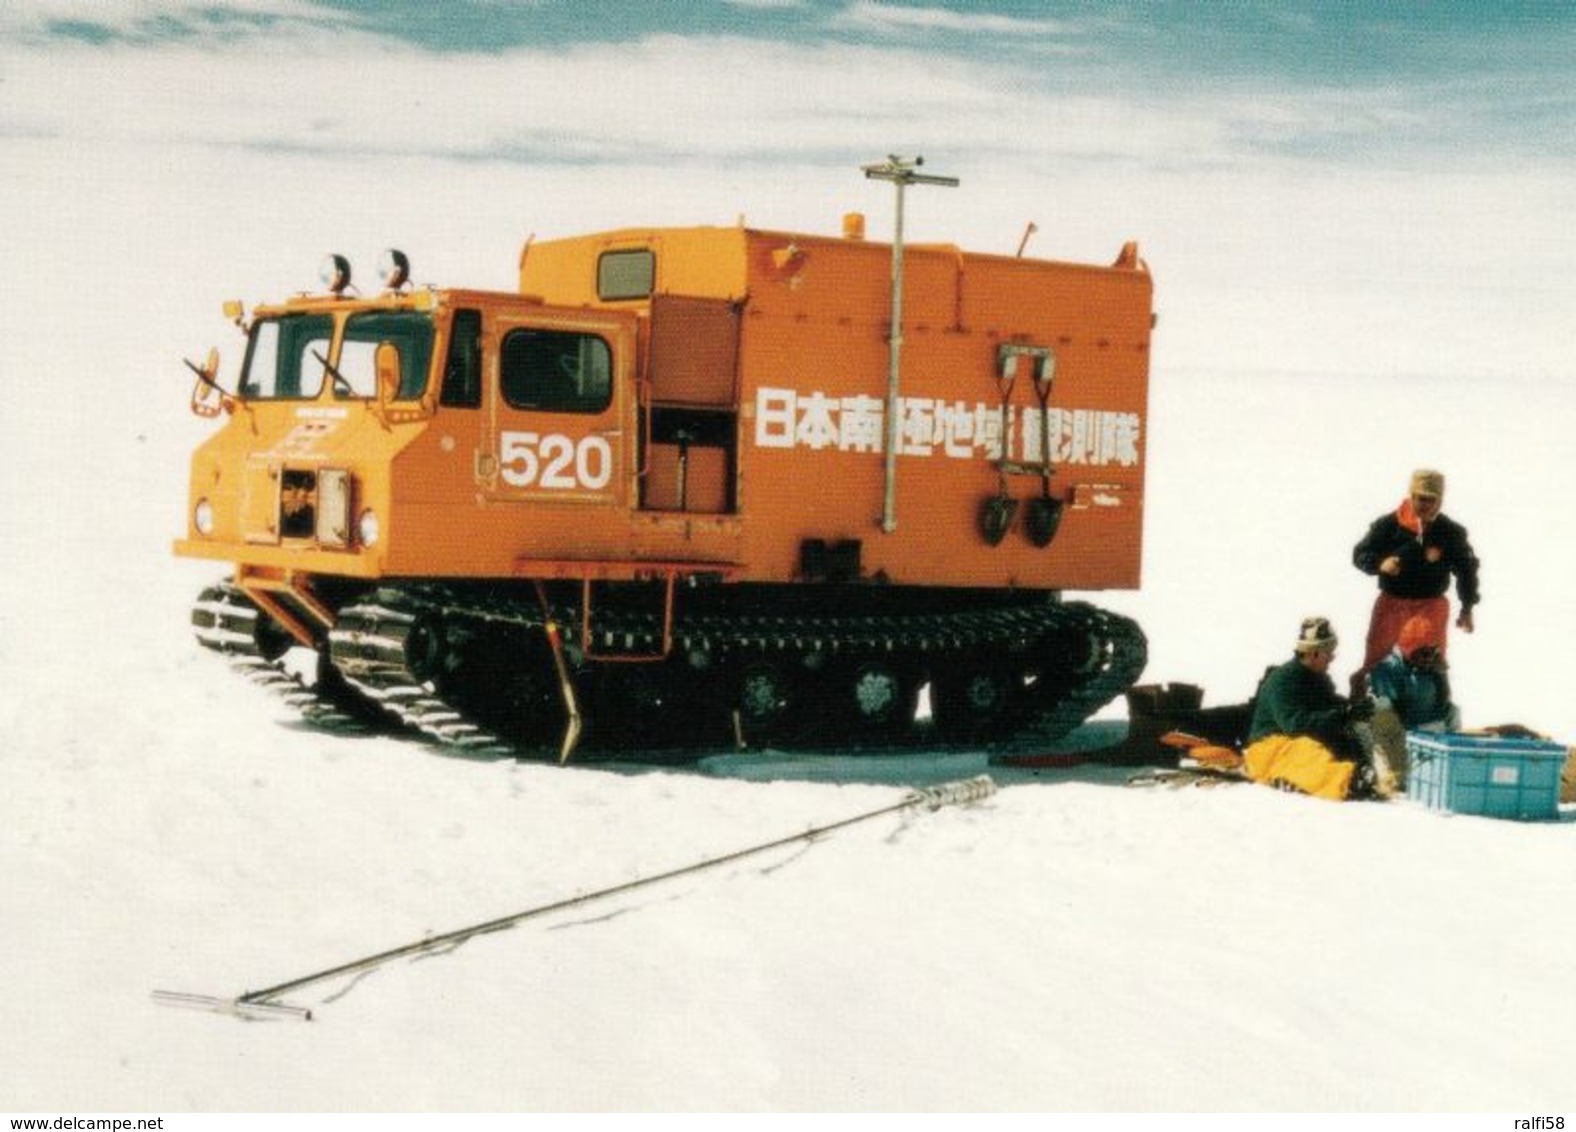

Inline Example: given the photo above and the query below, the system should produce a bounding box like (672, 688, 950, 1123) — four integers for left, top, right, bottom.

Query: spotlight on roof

(320, 254, 352, 295)
(378, 248, 411, 291)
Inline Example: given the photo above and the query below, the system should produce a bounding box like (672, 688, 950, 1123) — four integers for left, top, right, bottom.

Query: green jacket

(1248, 656, 1353, 752)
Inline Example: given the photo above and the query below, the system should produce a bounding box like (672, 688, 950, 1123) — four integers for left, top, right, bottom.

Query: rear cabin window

(500, 329, 612, 413)
(597, 249, 655, 300)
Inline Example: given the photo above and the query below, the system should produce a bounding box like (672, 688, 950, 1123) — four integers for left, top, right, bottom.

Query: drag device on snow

(176, 160, 1154, 760)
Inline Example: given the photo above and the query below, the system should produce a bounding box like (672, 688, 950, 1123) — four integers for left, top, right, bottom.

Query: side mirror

(374, 341, 402, 405)
(187, 347, 227, 418)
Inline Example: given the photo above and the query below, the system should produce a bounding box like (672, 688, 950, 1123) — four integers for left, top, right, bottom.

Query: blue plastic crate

(1405, 732, 1567, 821)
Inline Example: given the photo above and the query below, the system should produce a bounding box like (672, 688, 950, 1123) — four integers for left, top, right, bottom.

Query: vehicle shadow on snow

(277, 709, 1156, 790)
(599, 719, 1146, 790)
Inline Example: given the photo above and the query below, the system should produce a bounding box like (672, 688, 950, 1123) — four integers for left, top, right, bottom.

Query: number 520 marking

(499, 431, 614, 491)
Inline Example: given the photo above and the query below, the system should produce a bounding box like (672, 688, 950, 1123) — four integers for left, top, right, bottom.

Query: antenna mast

(862, 155, 959, 534)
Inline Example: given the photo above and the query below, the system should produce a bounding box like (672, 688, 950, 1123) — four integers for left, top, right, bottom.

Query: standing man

(1351, 468, 1480, 696)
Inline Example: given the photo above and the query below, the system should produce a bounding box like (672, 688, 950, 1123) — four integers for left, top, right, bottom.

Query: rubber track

(325, 583, 1147, 759)
(328, 597, 520, 757)
(191, 582, 378, 735)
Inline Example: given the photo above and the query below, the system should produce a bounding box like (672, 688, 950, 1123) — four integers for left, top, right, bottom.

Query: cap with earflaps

(1294, 616, 1338, 654)
(1410, 468, 1445, 498)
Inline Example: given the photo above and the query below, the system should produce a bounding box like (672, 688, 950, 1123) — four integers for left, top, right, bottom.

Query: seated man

(1243, 617, 1379, 800)
(1363, 614, 1461, 790)
(1368, 615, 1459, 730)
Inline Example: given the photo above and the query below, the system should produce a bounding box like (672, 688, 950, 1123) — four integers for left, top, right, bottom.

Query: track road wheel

(845, 661, 918, 742)
(1021, 620, 1097, 706)
(402, 614, 447, 684)
(444, 630, 564, 750)
(735, 661, 795, 746)
(488, 664, 567, 750)
(249, 605, 297, 663)
(932, 662, 1018, 743)
(590, 663, 696, 748)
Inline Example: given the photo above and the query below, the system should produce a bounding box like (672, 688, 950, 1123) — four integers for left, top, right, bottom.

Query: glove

(1346, 697, 1377, 724)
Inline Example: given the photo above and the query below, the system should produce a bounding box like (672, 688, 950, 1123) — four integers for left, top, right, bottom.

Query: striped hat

(1295, 616, 1338, 654)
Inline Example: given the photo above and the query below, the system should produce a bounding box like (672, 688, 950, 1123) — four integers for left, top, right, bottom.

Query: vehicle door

(481, 311, 635, 511)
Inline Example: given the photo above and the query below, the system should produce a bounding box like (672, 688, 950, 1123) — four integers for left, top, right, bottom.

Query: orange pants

(1243, 735, 1356, 801)
(1355, 593, 1450, 693)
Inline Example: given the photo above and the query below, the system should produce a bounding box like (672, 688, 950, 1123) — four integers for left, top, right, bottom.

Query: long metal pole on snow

(153, 775, 997, 1021)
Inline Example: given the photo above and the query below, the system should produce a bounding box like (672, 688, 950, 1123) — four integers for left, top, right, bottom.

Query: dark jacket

(1248, 656, 1355, 756)
(1353, 503, 1480, 606)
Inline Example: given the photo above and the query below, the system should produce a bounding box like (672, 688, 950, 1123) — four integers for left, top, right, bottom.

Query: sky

(3, 1, 1572, 174)
(4, 2, 1571, 380)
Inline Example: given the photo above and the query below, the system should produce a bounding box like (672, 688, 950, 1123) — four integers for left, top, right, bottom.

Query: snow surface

(4, 126, 1576, 1113)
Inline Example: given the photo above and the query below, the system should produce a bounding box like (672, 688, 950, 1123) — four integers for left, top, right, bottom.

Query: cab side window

(500, 329, 611, 413)
(440, 309, 483, 408)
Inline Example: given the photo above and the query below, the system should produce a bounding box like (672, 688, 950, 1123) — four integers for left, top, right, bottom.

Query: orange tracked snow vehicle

(178, 208, 1154, 759)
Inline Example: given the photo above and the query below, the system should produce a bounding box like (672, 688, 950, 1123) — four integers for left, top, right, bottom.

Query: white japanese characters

(753, 386, 1141, 467)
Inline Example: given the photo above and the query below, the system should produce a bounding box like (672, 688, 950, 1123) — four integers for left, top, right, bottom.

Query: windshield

(338, 310, 434, 400)
(239, 313, 332, 400)
(239, 310, 434, 401)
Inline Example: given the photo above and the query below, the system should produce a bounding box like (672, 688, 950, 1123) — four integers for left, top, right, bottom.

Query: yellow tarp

(1243, 734, 1355, 801)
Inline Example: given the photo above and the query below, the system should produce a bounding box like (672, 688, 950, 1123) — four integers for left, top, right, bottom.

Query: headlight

(358, 509, 380, 548)
(194, 498, 215, 536)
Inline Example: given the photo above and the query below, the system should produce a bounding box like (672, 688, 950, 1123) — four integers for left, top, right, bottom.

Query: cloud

(0, 3, 1569, 179)
(0, 0, 352, 44)
(829, 1, 1076, 39)
(0, 30, 1244, 175)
